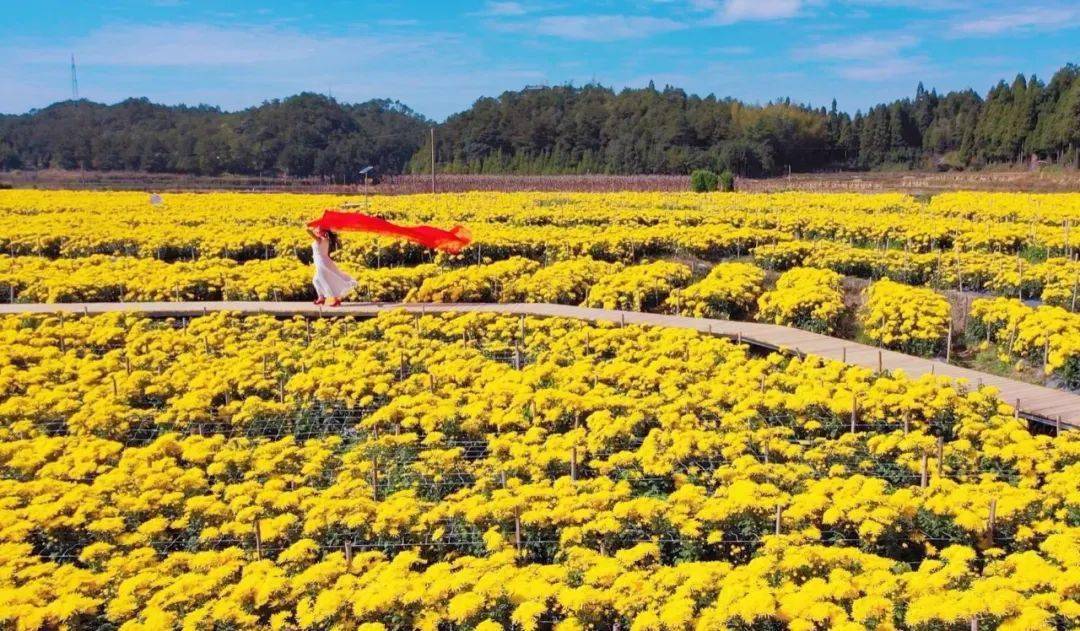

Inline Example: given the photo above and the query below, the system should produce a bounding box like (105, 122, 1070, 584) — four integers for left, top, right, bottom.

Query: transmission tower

(70, 54, 79, 99)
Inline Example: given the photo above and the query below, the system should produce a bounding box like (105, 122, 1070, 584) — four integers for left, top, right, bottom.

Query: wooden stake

(570, 446, 578, 481)
(344, 541, 353, 570)
(620, 313, 626, 328)
(760, 374, 766, 393)
(877, 350, 883, 374)
(305, 319, 312, 345)
(514, 513, 522, 552)
(399, 353, 407, 380)
(946, 326, 952, 363)
(254, 520, 263, 560)
(850, 396, 857, 433)
(111, 374, 119, 397)
(1016, 256, 1023, 300)
(936, 435, 944, 478)
(371, 454, 379, 500)
(774, 505, 783, 535)
(920, 453, 928, 488)
(514, 344, 522, 370)
(842, 347, 847, 363)
(125, 355, 131, 374)
(988, 498, 997, 541)
(903, 412, 910, 434)
(519, 314, 525, 342)
(279, 375, 286, 403)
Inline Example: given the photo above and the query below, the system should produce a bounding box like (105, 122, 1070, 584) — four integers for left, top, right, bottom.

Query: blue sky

(2, 1, 1078, 120)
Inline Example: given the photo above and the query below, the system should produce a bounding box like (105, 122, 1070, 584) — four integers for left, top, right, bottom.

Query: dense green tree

(1, 64, 1077, 177)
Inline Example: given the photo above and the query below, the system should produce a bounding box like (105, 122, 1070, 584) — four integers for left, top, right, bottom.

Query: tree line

(1, 64, 1077, 179)
(0, 93, 428, 181)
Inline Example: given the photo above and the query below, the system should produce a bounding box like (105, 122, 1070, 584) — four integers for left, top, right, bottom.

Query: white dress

(311, 238, 357, 299)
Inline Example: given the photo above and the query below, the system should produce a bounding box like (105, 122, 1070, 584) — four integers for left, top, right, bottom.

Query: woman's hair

(325, 230, 341, 254)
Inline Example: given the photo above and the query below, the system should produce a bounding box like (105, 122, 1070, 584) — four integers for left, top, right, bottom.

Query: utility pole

(70, 54, 79, 100)
(430, 127, 436, 194)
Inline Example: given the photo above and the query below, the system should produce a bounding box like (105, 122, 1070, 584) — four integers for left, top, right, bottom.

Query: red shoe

(313, 297, 326, 305)
(328, 298, 342, 307)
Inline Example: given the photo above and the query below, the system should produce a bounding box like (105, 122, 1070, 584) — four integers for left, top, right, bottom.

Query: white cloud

(485, 1, 529, 16)
(717, 0, 803, 22)
(949, 6, 1080, 36)
(796, 34, 918, 60)
(501, 15, 687, 41)
(689, 0, 804, 24)
(837, 56, 927, 81)
(16, 23, 446, 68)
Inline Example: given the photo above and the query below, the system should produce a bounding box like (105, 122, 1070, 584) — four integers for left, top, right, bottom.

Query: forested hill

(414, 64, 1080, 177)
(1, 64, 1077, 179)
(0, 94, 429, 180)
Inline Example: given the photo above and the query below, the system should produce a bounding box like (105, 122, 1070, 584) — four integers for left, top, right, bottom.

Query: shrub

(860, 279, 950, 356)
(718, 170, 735, 192)
(690, 170, 719, 193)
(756, 267, 845, 334)
(666, 262, 765, 318)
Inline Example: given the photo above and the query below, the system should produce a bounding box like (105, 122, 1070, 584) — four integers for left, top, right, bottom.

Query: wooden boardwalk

(3, 300, 1077, 430)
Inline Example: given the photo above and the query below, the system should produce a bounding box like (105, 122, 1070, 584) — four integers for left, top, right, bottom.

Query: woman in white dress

(306, 227, 356, 306)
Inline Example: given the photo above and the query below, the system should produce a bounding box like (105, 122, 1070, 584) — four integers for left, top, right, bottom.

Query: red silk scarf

(307, 210, 472, 254)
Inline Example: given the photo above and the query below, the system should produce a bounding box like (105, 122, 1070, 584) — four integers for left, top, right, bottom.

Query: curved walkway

(2, 300, 1076, 430)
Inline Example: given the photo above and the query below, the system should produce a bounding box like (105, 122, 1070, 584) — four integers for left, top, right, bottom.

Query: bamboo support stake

(399, 353, 407, 380)
(936, 436, 944, 478)
(903, 412, 910, 435)
(620, 313, 626, 328)
(519, 314, 525, 343)
(842, 347, 846, 363)
(111, 374, 119, 397)
(945, 325, 952, 363)
(570, 446, 578, 481)
(920, 453, 929, 488)
(125, 355, 131, 375)
(1014, 399, 1020, 419)
(278, 375, 286, 403)
(1044, 338, 1051, 373)
(877, 350, 883, 374)
(305, 319, 312, 345)
(514, 344, 523, 370)
(344, 541, 353, 570)
(774, 505, 783, 535)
